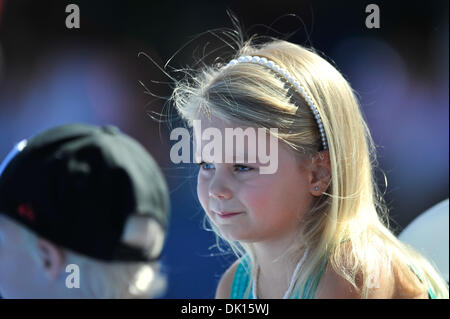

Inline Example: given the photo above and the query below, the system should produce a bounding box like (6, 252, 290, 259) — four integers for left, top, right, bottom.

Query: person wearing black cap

(0, 123, 170, 298)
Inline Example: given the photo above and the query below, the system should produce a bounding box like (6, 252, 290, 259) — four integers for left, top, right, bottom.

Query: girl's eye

(197, 162, 215, 170)
(234, 165, 253, 172)
(196, 162, 254, 172)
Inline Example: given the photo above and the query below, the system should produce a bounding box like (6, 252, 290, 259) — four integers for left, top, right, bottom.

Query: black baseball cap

(0, 123, 170, 262)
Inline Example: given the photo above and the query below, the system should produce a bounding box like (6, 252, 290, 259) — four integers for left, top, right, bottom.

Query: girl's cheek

(241, 191, 261, 214)
(239, 180, 271, 212)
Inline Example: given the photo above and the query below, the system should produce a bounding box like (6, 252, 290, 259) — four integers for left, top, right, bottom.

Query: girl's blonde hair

(21, 215, 166, 299)
(171, 28, 449, 298)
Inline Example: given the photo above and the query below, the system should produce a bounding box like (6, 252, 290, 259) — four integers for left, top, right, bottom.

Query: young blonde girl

(171, 30, 449, 298)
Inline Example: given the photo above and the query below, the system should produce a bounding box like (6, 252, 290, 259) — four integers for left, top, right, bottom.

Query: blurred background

(0, 0, 448, 298)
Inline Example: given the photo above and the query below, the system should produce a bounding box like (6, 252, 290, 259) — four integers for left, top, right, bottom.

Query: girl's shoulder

(314, 262, 366, 299)
(315, 246, 429, 299)
(391, 262, 430, 299)
(215, 258, 242, 299)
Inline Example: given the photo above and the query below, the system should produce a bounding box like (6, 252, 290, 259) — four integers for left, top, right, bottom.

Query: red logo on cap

(17, 203, 35, 222)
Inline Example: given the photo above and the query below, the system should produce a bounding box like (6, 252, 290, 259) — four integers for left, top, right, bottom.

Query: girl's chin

(217, 228, 259, 243)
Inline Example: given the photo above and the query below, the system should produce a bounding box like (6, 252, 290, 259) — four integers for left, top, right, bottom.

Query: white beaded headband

(223, 55, 328, 150)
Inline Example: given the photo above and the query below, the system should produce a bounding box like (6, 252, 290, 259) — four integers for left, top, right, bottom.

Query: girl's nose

(209, 181, 233, 200)
(209, 190, 232, 200)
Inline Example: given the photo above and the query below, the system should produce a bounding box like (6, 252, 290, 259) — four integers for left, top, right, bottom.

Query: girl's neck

(253, 228, 301, 262)
(252, 231, 307, 295)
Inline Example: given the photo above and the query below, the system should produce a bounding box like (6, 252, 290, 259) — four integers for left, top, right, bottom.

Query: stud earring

(314, 186, 319, 191)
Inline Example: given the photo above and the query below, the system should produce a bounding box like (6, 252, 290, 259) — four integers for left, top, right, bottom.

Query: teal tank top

(229, 256, 437, 299)
(408, 264, 437, 299)
(230, 255, 327, 299)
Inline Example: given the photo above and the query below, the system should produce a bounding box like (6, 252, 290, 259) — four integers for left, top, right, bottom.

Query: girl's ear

(36, 238, 65, 281)
(308, 150, 331, 196)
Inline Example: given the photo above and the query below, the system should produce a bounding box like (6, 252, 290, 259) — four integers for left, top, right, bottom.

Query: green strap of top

(230, 256, 252, 299)
(408, 264, 437, 299)
(229, 256, 437, 299)
(230, 255, 328, 299)
(301, 257, 328, 299)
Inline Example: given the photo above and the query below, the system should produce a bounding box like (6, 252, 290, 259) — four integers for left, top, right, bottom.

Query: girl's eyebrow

(233, 153, 248, 161)
(195, 154, 260, 164)
(233, 154, 262, 165)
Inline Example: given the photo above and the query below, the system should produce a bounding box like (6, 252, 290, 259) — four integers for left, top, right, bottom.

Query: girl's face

(195, 116, 316, 243)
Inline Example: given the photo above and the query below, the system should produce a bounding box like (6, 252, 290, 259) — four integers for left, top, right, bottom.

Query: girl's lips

(213, 210, 244, 218)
